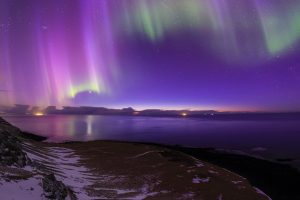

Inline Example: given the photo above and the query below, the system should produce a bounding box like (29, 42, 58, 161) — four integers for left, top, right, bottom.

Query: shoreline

(1, 117, 299, 199)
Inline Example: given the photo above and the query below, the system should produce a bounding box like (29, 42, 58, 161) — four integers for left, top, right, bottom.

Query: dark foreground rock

(0, 128, 29, 167)
(0, 117, 77, 200)
(42, 174, 76, 200)
(0, 117, 46, 167)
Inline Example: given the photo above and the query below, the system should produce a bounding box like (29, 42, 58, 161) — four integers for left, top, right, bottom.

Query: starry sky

(0, 0, 300, 111)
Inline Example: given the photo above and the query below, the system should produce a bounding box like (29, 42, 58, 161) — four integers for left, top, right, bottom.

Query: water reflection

(3, 115, 300, 169)
(86, 115, 93, 136)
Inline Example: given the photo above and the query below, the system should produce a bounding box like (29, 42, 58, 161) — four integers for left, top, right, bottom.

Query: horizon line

(1, 104, 300, 113)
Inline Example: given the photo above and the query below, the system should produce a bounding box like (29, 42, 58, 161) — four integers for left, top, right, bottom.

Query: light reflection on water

(86, 115, 93, 136)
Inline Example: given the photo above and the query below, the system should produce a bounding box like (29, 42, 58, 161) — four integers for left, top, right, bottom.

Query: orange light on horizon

(181, 112, 187, 117)
(34, 112, 44, 116)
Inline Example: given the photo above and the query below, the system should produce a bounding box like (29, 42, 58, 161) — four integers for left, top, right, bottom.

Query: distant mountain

(1, 104, 300, 120)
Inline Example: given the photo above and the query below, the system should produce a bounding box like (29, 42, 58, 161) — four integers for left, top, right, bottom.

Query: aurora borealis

(0, 0, 300, 111)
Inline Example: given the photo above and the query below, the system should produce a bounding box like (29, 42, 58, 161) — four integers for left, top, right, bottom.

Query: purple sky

(0, 0, 300, 111)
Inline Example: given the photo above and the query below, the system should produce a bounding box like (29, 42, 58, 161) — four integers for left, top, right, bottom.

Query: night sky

(0, 0, 300, 111)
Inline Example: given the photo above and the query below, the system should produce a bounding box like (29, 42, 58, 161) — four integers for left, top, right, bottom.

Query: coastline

(1, 117, 298, 199)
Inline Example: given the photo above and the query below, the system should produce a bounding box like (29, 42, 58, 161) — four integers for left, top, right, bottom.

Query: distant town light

(34, 112, 44, 116)
(133, 111, 139, 115)
(181, 112, 187, 117)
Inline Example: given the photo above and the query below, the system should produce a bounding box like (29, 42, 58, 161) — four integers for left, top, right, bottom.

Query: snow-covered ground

(0, 175, 44, 200)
